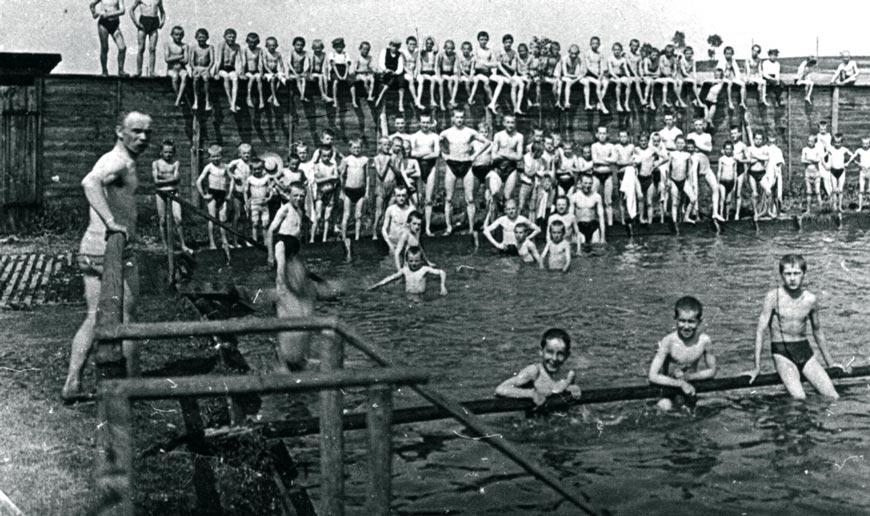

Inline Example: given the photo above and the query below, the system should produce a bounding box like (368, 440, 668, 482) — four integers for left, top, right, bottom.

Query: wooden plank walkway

(0, 252, 80, 310)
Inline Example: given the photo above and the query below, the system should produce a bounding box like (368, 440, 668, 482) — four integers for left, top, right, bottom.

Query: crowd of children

(87, 1, 861, 114)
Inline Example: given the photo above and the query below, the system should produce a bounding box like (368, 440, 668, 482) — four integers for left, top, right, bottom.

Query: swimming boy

(392, 210, 430, 271)
(244, 158, 273, 243)
(339, 139, 370, 241)
(190, 28, 215, 111)
(541, 220, 571, 272)
(571, 174, 605, 249)
(151, 138, 191, 254)
(129, 0, 164, 77)
(744, 255, 851, 400)
(381, 186, 415, 254)
(90, 0, 128, 76)
(164, 26, 189, 106)
(368, 246, 447, 297)
(483, 199, 540, 254)
(242, 32, 264, 109)
(648, 296, 717, 411)
(495, 328, 581, 406)
(196, 144, 232, 250)
(215, 28, 242, 112)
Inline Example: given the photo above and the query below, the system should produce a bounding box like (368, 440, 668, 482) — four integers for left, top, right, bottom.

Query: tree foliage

(672, 31, 686, 49)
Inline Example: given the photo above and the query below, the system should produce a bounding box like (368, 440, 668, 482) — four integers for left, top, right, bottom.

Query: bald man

(63, 111, 152, 402)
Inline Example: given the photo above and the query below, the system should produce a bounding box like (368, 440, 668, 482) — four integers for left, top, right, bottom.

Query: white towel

(620, 166, 639, 220)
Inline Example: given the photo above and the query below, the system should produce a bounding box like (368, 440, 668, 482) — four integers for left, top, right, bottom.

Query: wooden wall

(21, 74, 870, 222)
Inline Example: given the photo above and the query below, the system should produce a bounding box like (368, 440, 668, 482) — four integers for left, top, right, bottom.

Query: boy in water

(339, 139, 369, 241)
(90, 0, 128, 76)
(190, 28, 215, 111)
(847, 137, 870, 211)
(648, 296, 717, 411)
(130, 0, 164, 77)
(215, 28, 242, 112)
(152, 139, 191, 253)
(164, 26, 189, 106)
(244, 158, 273, 243)
(744, 255, 851, 400)
(495, 328, 581, 406)
(483, 199, 540, 254)
(571, 174, 606, 248)
(393, 211, 430, 271)
(196, 145, 231, 250)
(514, 222, 542, 266)
(368, 246, 447, 296)
(541, 220, 571, 272)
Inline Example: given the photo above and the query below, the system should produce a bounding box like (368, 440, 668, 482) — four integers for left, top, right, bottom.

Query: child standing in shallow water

(495, 328, 581, 406)
(368, 246, 447, 296)
(648, 296, 717, 411)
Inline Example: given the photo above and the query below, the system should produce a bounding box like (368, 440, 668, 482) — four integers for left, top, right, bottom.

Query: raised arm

(526, 219, 542, 241)
(483, 218, 505, 250)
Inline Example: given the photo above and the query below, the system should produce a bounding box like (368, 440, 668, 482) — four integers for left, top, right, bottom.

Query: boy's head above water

(405, 246, 424, 270)
(540, 328, 571, 373)
(674, 296, 703, 341)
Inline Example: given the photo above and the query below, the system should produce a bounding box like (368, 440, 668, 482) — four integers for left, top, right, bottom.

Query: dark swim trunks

(209, 188, 228, 205)
(593, 169, 611, 183)
(557, 174, 575, 191)
(672, 178, 687, 194)
(99, 16, 120, 34)
(220, 64, 236, 73)
(577, 220, 598, 242)
(446, 160, 472, 178)
(493, 157, 518, 180)
(275, 233, 302, 259)
(720, 179, 735, 195)
(472, 165, 491, 183)
(344, 186, 365, 203)
(652, 169, 662, 184)
(417, 158, 437, 182)
(139, 15, 159, 35)
(638, 175, 653, 193)
(771, 340, 814, 371)
(749, 169, 766, 183)
(502, 244, 519, 256)
(831, 168, 845, 179)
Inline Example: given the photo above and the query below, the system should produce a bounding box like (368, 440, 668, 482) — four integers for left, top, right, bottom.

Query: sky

(0, 0, 863, 74)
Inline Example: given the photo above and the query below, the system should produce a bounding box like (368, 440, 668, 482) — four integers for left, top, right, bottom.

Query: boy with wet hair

(130, 0, 164, 77)
(164, 26, 189, 106)
(152, 138, 191, 253)
(648, 296, 717, 411)
(215, 28, 243, 112)
(368, 246, 447, 296)
(541, 220, 571, 272)
(90, 0, 128, 76)
(196, 144, 232, 250)
(495, 328, 581, 406)
(744, 255, 852, 400)
(242, 32, 264, 109)
(244, 158, 273, 243)
(190, 28, 215, 111)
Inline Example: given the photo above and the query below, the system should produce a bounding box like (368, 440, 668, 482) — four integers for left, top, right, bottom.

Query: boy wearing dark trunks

(242, 32, 265, 109)
(668, 135, 695, 224)
(196, 144, 232, 250)
(744, 255, 851, 400)
(339, 139, 370, 241)
(637, 133, 669, 225)
(90, 0, 128, 76)
(717, 142, 738, 220)
(590, 127, 616, 226)
(129, 0, 164, 77)
(495, 328, 581, 406)
(410, 115, 441, 235)
(215, 28, 242, 112)
(165, 26, 189, 106)
(439, 110, 491, 235)
(190, 28, 215, 111)
(152, 138, 191, 254)
(648, 296, 717, 411)
(571, 174, 605, 249)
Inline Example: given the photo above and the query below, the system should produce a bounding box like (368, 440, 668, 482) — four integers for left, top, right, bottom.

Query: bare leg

(463, 172, 477, 234)
(444, 169, 457, 234)
(135, 29, 146, 76)
(340, 194, 352, 239)
(735, 175, 745, 220)
(112, 31, 128, 75)
(772, 355, 807, 400)
(603, 176, 614, 226)
(332, 80, 340, 108)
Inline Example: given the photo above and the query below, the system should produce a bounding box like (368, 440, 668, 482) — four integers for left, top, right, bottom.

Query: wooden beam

(94, 233, 127, 379)
(319, 333, 345, 516)
(366, 384, 392, 516)
(96, 392, 134, 516)
(832, 86, 840, 133)
(94, 315, 341, 341)
(100, 367, 428, 400)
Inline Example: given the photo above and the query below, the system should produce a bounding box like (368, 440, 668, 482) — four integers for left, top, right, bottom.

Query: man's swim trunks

(749, 169, 766, 183)
(720, 179, 735, 196)
(209, 188, 228, 205)
(638, 174, 653, 193)
(472, 165, 491, 184)
(275, 233, 302, 259)
(831, 168, 845, 180)
(771, 340, 814, 371)
(343, 186, 365, 203)
(139, 15, 159, 35)
(493, 157, 518, 180)
(416, 158, 437, 182)
(446, 160, 472, 178)
(577, 220, 598, 242)
(99, 16, 121, 34)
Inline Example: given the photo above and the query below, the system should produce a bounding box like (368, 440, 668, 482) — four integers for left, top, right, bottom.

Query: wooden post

(179, 397, 224, 514)
(366, 384, 392, 516)
(831, 87, 840, 134)
(94, 233, 127, 380)
(190, 114, 201, 204)
(319, 331, 345, 516)
(96, 388, 134, 515)
(165, 197, 175, 285)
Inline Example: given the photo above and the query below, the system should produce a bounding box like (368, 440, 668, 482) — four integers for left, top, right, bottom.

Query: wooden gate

(0, 83, 41, 232)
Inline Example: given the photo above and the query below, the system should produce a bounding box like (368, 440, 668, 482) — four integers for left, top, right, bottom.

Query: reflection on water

(245, 230, 870, 515)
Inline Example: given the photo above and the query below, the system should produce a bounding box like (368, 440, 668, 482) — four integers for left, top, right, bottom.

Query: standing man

(410, 115, 441, 236)
(62, 112, 152, 401)
(439, 110, 491, 235)
(491, 114, 525, 202)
